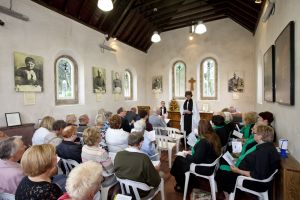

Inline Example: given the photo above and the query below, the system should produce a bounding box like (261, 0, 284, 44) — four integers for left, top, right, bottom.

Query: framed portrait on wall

(263, 45, 275, 102)
(275, 21, 295, 105)
(152, 76, 162, 93)
(228, 71, 244, 93)
(112, 71, 122, 94)
(14, 52, 43, 92)
(92, 67, 106, 93)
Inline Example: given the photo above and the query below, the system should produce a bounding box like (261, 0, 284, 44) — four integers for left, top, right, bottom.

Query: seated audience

(95, 113, 108, 150)
(81, 127, 115, 186)
(105, 114, 129, 153)
(258, 111, 276, 142)
(240, 111, 257, 139)
(0, 137, 26, 194)
(77, 114, 89, 133)
(171, 120, 221, 192)
(32, 116, 55, 145)
(212, 115, 231, 147)
(117, 107, 133, 133)
(15, 144, 63, 200)
(217, 125, 280, 197)
(114, 132, 161, 197)
(56, 125, 82, 164)
(149, 108, 167, 128)
(58, 161, 103, 200)
(66, 114, 77, 126)
(125, 107, 140, 124)
(44, 120, 67, 147)
(132, 116, 158, 160)
(0, 131, 8, 140)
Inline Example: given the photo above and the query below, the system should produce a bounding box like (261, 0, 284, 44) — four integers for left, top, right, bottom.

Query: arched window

(200, 57, 218, 100)
(55, 56, 78, 105)
(173, 61, 186, 99)
(124, 70, 133, 100)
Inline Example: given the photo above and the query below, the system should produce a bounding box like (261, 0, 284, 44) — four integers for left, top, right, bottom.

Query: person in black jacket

(117, 107, 133, 133)
(170, 119, 222, 192)
(212, 115, 231, 147)
(216, 125, 280, 197)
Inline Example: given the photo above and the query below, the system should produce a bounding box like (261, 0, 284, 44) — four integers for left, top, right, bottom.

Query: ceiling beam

(230, 0, 260, 13)
(141, 0, 185, 16)
(115, 10, 137, 39)
(161, 15, 227, 32)
(226, 0, 258, 19)
(108, 0, 136, 38)
(226, 7, 256, 26)
(157, 8, 226, 29)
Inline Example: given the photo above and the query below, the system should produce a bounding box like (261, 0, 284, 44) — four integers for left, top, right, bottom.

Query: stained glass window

(201, 58, 218, 100)
(173, 61, 186, 98)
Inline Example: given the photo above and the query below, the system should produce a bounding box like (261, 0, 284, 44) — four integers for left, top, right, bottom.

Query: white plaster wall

(255, 0, 300, 161)
(0, 0, 147, 126)
(146, 19, 256, 112)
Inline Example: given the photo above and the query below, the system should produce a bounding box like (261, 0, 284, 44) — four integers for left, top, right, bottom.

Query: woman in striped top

(81, 127, 115, 186)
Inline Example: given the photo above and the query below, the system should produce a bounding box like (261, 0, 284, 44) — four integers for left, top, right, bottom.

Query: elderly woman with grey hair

(58, 161, 103, 200)
(0, 137, 26, 194)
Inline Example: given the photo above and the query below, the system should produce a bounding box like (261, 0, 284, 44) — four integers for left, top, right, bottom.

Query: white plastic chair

(60, 158, 79, 175)
(101, 179, 118, 200)
(229, 169, 278, 200)
(116, 177, 165, 200)
(165, 127, 186, 151)
(155, 134, 176, 168)
(183, 155, 222, 200)
(0, 192, 15, 200)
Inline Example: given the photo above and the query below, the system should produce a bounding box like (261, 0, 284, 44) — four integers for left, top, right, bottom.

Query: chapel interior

(0, 0, 300, 199)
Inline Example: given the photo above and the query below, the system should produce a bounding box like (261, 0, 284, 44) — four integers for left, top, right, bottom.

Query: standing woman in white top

(32, 116, 55, 145)
(105, 115, 129, 153)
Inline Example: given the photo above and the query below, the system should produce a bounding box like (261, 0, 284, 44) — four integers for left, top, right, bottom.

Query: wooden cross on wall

(188, 78, 196, 91)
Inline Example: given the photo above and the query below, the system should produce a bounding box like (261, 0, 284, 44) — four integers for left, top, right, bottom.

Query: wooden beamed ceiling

(31, 0, 264, 53)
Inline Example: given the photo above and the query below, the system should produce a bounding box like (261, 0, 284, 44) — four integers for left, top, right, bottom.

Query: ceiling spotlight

(255, 0, 262, 3)
(97, 0, 113, 12)
(194, 21, 207, 34)
(151, 31, 161, 43)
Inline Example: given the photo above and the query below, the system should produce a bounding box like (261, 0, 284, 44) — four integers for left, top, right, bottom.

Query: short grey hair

(66, 161, 103, 200)
(128, 132, 144, 146)
(0, 137, 19, 159)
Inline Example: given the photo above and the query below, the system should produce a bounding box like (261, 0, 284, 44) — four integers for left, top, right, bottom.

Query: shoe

(174, 185, 184, 193)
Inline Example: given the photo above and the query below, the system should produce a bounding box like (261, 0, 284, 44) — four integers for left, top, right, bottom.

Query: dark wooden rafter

(31, 0, 264, 52)
(162, 15, 227, 32)
(107, 0, 136, 39)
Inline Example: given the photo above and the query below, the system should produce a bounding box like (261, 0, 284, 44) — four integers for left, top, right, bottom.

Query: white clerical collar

(125, 146, 143, 154)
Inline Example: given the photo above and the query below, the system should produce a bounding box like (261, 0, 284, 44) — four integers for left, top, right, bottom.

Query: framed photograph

(275, 21, 295, 105)
(112, 71, 122, 94)
(5, 112, 22, 127)
(14, 52, 43, 92)
(92, 67, 106, 93)
(228, 71, 244, 93)
(263, 45, 275, 102)
(152, 76, 163, 93)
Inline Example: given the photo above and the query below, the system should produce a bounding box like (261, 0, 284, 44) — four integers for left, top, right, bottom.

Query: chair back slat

(0, 192, 15, 200)
(60, 158, 79, 175)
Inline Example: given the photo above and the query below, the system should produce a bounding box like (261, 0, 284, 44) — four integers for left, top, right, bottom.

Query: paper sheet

(222, 151, 235, 166)
(187, 133, 197, 147)
(233, 130, 243, 139)
(232, 141, 242, 153)
(152, 160, 160, 167)
(114, 194, 132, 200)
(176, 151, 186, 157)
(164, 118, 170, 124)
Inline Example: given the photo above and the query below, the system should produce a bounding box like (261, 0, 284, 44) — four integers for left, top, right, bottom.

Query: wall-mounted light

(151, 31, 161, 43)
(97, 0, 113, 12)
(255, 0, 262, 3)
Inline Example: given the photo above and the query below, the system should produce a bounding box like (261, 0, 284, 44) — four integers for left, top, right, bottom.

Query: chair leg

(260, 191, 269, 200)
(160, 178, 165, 200)
(168, 149, 172, 168)
(183, 172, 190, 200)
(100, 186, 109, 200)
(209, 177, 217, 200)
(229, 192, 235, 200)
